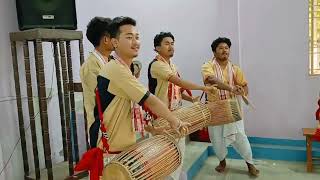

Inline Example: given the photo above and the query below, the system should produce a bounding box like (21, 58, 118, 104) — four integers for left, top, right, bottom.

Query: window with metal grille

(310, 0, 320, 75)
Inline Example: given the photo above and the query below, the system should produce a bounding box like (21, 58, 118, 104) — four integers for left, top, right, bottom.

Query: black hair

(153, 32, 175, 50)
(211, 37, 232, 52)
(86, 17, 112, 47)
(108, 16, 137, 38)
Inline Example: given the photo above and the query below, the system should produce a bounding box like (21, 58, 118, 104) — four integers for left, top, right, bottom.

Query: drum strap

(73, 89, 119, 180)
(95, 88, 110, 152)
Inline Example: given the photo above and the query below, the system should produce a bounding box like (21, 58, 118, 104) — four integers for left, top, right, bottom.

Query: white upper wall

(238, 0, 319, 139)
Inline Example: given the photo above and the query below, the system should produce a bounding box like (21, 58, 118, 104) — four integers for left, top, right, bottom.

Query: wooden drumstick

(241, 95, 255, 109)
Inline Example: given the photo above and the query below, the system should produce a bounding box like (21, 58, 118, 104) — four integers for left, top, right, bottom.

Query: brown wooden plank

(73, 82, 83, 92)
(10, 28, 82, 41)
(34, 39, 53, 179)
(306, 135, 313, 172)
(23, 41, 41, 179)
(11, 40, 29, 176)
(303, 128, 316, 136)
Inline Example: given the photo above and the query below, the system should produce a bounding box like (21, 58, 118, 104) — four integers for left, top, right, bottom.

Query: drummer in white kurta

(201, 37, 259, 176)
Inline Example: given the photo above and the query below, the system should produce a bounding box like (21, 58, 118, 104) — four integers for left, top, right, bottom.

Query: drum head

(103, 162, 131, 180)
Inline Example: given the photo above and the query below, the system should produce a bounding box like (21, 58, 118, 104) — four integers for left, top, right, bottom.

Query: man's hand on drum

(205, 76, 217, 85)
(169, 119, 191, 136)
(192, 96, 201, 103)
(231, 85, 244, 95)
(144, 124, 168, 136)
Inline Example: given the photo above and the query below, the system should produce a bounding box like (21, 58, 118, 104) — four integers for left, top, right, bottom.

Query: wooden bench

(302, 128, 316, 172)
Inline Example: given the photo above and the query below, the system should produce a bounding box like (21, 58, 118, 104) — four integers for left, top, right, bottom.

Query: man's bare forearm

(169, 75, 205, 91)
(205, 76, 249, 96)
(205, 76, 233, 91)
(144, 94, 179, 127)
(181, 93, 193, 102)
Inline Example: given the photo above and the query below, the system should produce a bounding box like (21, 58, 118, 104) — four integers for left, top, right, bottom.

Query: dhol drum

(151, 99, 242, 138)
(152, 102, 211, 138)
(103, 135, 181, 180)
(206, 98, 242, 126)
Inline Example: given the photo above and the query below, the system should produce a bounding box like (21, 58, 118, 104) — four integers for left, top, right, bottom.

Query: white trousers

(208, 120, 253, 164)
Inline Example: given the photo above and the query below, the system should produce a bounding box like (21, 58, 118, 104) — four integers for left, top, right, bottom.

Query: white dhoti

(167, 137, 186, 180)
(208, 120, 253, 164)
